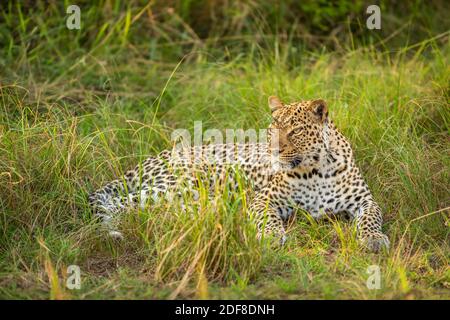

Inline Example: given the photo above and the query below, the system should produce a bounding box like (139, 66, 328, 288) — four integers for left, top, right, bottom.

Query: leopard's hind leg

(88, 171, 138, 239)
(88, 151, 177, 239)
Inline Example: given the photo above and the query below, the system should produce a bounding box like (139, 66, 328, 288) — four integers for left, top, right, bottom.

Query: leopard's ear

(311, 99, 328, 123)
(268, 96, 283, 113)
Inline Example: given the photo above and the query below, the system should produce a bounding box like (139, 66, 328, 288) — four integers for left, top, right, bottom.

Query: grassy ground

(0, 1, 449, 299)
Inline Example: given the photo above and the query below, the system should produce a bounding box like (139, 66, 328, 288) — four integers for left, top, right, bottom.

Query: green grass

(0, 1, 449, 299)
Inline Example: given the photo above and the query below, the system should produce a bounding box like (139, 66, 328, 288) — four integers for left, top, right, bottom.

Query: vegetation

(0, 0, 448, 299)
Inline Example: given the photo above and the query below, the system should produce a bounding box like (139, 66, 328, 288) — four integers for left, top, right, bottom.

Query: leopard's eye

(292, 127, 303, 135)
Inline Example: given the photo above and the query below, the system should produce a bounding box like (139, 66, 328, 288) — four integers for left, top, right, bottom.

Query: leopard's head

(267, 96, 329, 170)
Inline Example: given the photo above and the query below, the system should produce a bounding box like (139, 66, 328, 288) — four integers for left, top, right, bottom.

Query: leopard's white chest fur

(280, 163, 351, 219)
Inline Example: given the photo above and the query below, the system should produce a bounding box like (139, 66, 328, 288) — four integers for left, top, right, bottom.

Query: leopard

(88, 96, 390, 252)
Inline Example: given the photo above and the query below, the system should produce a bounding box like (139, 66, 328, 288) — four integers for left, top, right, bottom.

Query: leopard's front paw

(360, 233, 390, 253)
